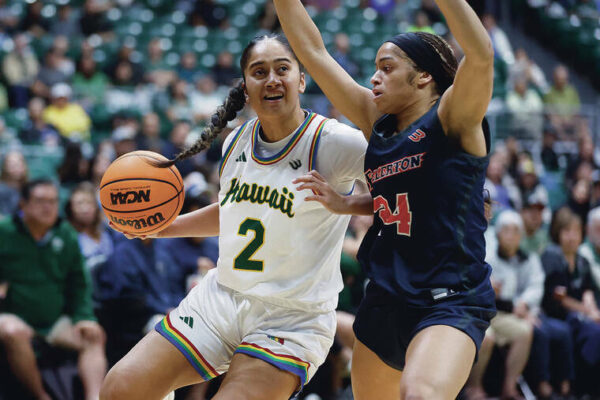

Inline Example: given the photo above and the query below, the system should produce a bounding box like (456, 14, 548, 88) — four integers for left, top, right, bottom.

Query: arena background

(1, 0, 600, 399)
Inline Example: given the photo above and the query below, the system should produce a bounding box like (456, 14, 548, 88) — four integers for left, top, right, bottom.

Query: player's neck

(259, 108, 306, 143)
(393, 94, 439, 133)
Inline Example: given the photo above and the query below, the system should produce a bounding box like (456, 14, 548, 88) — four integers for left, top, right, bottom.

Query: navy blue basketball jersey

(357, 100, 491, 304)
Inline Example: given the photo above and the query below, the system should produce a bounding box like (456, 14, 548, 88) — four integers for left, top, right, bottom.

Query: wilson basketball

(99, 151, 185, 235)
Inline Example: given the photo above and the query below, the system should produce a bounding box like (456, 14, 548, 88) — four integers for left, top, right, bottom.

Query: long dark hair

(155, 34, 300, 168)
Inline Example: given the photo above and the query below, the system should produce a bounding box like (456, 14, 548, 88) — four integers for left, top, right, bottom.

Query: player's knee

(0, 317, 34, 343)
(400, 377, 446, 400)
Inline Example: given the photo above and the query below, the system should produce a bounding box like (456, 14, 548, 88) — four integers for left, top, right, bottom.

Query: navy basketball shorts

(353, 279, 497, 370)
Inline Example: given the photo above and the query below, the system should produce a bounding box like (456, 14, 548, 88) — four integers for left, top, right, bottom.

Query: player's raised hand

(293, 170, 348, 214)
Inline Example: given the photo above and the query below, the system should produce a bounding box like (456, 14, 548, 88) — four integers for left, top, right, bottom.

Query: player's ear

(298, 72, 306, 94)
(242, 81, 249, 101)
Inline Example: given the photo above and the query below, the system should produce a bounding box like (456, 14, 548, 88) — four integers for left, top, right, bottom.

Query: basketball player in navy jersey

(274, 1, 497, 399)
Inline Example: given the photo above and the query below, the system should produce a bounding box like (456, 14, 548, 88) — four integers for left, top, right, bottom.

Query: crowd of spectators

(0, 0, 599, 399)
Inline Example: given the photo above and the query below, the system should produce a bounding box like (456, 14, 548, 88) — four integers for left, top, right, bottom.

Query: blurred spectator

(31, 50, 69, 99)
(520, 192, 550, 255)
(542, 207, 600, 395)
(50, 4, 82, 38)
(467, 211, 536, 400)
(407, 10, 436, 34)
(190, 0, 228, 28)
(0, 116, 17, 146)
(580, 206, 600, 303)
(87, 151, 113, 191)
(484, 151, 520, 214)
(567, 178, 592, 224)
(166, 79, 196, 123)
(2, 33, 39, 108)
(257, 1, 280, 32)
(212, 51, 238, 87)
(145, 38, 176, 88)
(190, 74, 224, 121)
(50, 36, 76, 79)
(106, 44, 144, 85)
(79, 0, 114, 38)
(42, 83, 92, 141)
(105, 61, 149, 112)
(19, 97, 61, 146)
(176, 51, 203, 84)
(506, 77, 544, 142)
(98, 237, 185, 334)
(0, 179, 107, 400)
(18, 0, 49, 38)
(419, 0, 444, 23)
(482, 13, 514, 65)
(162, 120, 194, 176)
(161, 192, 218, 301)
(566, 134, 597, 187)
(509, 48, 549, 95)
(0, 150, 27, 217)
(540, 128, 560, 172)
(517, 158, 549, 211)
(544, 65, 581, 136)
(72, 55, 109, 109)
(111, 125, 138, 158)
(65, 182, 115, 295)
(0, 0, 19, 31)
(331, 33, 360, 78)
(57, 142, 90, 187)
(137, 112, 166, 153)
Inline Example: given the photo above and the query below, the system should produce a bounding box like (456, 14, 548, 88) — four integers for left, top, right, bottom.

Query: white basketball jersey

(217, 112, 353, 312)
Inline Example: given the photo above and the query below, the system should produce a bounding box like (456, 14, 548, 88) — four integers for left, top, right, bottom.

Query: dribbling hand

(293, 170, 347, 214)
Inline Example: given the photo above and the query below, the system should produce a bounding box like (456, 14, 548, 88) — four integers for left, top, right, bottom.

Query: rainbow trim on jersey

(155, 315, 219, 381)
(235, 342, 310, 388)
(219, 121, 250, 177)
(308, 118, 327, 171)
(250, 112, 316, 165)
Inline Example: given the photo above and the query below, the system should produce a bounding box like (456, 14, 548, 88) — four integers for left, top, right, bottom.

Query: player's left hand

(293, 170, 347, 214)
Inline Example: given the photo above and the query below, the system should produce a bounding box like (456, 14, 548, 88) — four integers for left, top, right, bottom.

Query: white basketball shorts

(155, 269, 336, 390)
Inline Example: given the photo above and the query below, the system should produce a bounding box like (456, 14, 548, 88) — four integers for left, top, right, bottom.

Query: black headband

(386, 33, 453, 94)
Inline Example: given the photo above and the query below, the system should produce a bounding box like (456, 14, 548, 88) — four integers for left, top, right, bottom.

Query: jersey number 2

(234, 218, 265, 271)
(373, 193, 412, 236)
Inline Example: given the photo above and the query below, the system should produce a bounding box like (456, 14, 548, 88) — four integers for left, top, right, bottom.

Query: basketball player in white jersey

(100, 34, 369, 400)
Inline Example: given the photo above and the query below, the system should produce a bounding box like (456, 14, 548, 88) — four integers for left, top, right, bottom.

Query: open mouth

(372, 90, 382, 99)
(264, 94, 284, 101)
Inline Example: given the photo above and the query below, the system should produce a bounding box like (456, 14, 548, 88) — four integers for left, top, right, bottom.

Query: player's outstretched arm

(113, 202, 220, 239)
(436, 0, 494, 157)
(273, 0, 379, 137)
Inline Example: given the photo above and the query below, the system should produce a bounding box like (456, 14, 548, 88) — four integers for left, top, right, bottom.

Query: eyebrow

(248, 57, 293, 69)
(375, 56, 395, 65)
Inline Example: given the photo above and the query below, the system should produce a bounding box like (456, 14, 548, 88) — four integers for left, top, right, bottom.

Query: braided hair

(154, 33, 301, 168)
(413, 32, 458, 95)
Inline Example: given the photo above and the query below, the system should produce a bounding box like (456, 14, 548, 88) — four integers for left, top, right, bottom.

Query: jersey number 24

(373, 193, 412, 236)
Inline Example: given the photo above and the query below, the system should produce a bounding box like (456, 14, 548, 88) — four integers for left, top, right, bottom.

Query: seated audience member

(544, 65, 581, 137)
(65, 182, 115, 296)
(520, 192, 550, 255)
(0, 150, 28, 217)
(542, 207, 600, 395)
(0, 179, 106, 400)
(466, 211, 536, 400)
(578, 206, 600, 304)
(1, 33, 39, 108)
(19, 97, 61, 146)
(42, 83, 92, 142)
(160, 192, 218, 301)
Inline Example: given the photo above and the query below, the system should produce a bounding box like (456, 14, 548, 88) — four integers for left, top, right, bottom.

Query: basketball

(99, 151, 185, 235)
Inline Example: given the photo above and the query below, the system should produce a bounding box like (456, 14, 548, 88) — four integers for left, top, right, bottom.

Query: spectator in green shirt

(0, 179, 107, 400)
(544, 65, 581, 137)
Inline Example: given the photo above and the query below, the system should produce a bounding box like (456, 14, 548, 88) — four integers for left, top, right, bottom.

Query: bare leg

(502, 326, 533, 399)
(100, 331, 205, 400)
(212, 353, 298, 400)
(400, 325, 477, 400)
(78, 329, 108, 400)
(465, 332, 495, 400)
(351, 338, 403, 400)
(0, 315, 52, 400)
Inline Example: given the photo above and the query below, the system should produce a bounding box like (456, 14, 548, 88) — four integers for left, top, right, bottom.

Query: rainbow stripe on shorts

(155, 314, 219, 381)
(235, 342, 311, 388)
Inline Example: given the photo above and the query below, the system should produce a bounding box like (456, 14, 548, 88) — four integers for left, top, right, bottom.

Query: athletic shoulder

(221, 119, 253, 156)
(319, 118, 367, 152)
